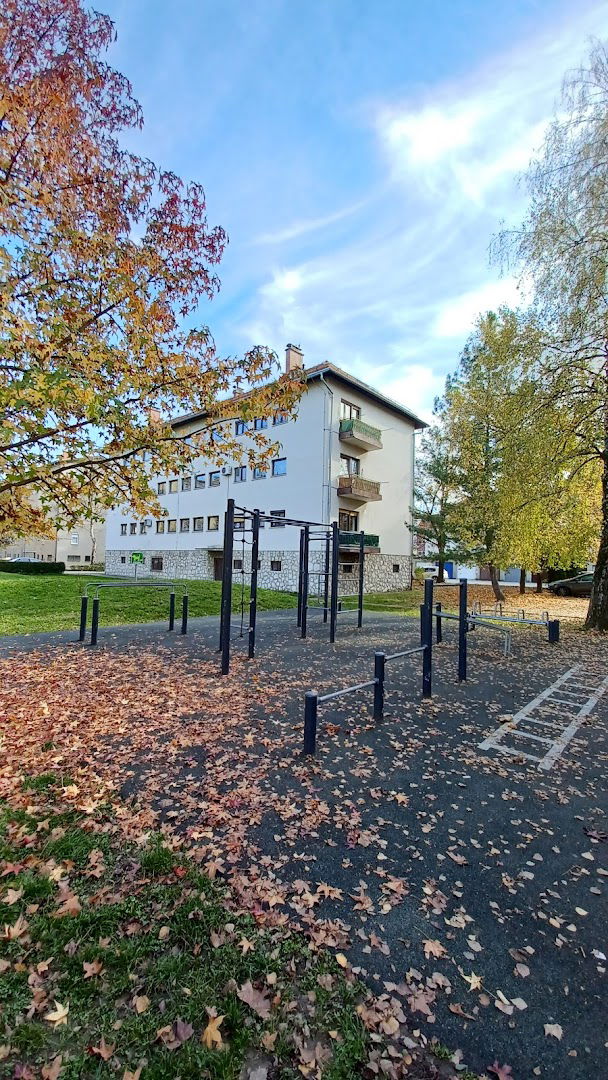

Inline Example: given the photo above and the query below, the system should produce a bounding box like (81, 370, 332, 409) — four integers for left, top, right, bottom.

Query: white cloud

(432, 278, 523, 339)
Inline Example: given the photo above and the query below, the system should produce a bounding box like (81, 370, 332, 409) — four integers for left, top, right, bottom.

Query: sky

(103, 0, 608, 422)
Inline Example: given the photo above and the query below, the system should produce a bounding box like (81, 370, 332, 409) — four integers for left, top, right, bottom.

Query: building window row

(121, 516, 220, 536)
(155, 459, 286, 495)
(235, 414, 287, 435)
(234, 510, 285, 531)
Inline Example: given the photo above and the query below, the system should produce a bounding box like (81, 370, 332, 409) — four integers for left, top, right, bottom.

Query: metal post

(458, 577, 468, 682)
(373, 651, 385, 720)
(297, 529, 305, 628)
(329, 521, 339, 644)
(357, 531, 365, 628)
(248, 510, 260, 658)
(181, 594, 189, 634)
(301, 525, 310, 639)
(220, 499, 235, 676)
(78, 595, 88, 642)
(548, 618, 560, 643)
(90, 597, 100, 646)
(304, 691, 318, 755)
(168, 591, 175, 631)
(419, 603, 425, 645)
(435, 601, 442, 643)
(323, 534, 330, 624)
(422, 578, 433, 698)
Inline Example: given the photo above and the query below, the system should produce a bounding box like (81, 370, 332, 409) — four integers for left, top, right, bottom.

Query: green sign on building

(130, 552, 144, 564)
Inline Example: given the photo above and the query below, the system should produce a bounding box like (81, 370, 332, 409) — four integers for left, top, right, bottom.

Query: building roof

(172, 360, 427, 431)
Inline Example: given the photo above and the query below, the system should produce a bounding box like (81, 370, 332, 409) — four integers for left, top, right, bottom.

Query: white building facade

(104, 346, 425, 593)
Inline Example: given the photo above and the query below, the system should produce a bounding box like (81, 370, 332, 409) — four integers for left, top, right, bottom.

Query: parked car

(548, 572, 594, 597)
(420, 565, 456, 582)
(8, 556, 38, 563)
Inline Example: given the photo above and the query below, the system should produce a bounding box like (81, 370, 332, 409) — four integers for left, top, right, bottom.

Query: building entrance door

(214, 556, 224, 581)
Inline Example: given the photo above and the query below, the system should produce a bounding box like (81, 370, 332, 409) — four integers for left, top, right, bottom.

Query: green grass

(0, 573, 297, 635)
(0, 793, 370, 1079)
(334, 588, 420, 617)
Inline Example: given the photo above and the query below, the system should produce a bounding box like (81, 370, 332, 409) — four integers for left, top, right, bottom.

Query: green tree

(493, 39, 608, 628)
(412, 424, 460, 583)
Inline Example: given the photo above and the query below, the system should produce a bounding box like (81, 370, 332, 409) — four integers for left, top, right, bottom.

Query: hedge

(0, 560, 65, 575)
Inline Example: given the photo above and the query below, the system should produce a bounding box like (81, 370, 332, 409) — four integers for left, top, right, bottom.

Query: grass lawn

(0, 783, 370, 1079)
(0, 574, 297, 636)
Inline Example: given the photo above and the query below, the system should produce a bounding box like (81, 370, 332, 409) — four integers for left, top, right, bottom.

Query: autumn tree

(411, 424, 460, 582)
(493, 39, 608, 629)
(0, 0, 303, 537)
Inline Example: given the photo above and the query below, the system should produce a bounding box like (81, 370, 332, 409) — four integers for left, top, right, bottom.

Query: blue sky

(104, 0, 608, 421)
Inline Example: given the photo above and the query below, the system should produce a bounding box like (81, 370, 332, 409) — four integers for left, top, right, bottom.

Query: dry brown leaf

(201, 1014, 224, 1049)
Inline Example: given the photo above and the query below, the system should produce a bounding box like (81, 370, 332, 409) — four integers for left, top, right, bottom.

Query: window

(67, 554, 81, 562)
(151, 557, 163, 572)
(195, 474, 206, 489)
(180, 518, 190, 532)
(233, 558, 243, 570)
(130, 523, 137, 535)
(168, 479, 178, 493)
(167, 519, 177, 533)
(182, 476, 191, 492)
(253, 466, 266, 480)
(271, 560, 282, 572)
(341, 563, 354, 575)
(393, 563, 400, 573)
(257, 559, 261, 569)
(207, 515, 219, 531)
(70, 532, 79, 546)
(120, 523, 127, 536)
(340, 399, 361, 421)
(157, 481, 166, 495)
(234, 516, 245, 531)
(339, 510, 359, 531)
(235, 419, 246, 435)
(340, 454, 360, 476)
(270, 510, 285, 528)
(254, 417, 268, 430)
(156, 520, 165, 533)
(234, 465, 247, 483)
(139, 522, 146, 534)
(273, 412, 287, 425)
(85, 555, 91, 562)
(193, 517, 204, 531)
(209, 471, 220, 487)
(272, 457, 287, 477)
(120, 556, 126, 564)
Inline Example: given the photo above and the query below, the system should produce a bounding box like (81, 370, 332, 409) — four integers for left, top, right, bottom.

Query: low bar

(181, 594, 189, 634)
(304, 691, 318, 755)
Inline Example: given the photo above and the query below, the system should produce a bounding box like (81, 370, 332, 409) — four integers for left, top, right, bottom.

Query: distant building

(105, 344, 426, 592)
(0, 519, 106, 567)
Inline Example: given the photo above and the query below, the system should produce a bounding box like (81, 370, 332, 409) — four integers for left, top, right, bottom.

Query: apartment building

(104, 345, 426, 592)
(0, 519, 105, 567)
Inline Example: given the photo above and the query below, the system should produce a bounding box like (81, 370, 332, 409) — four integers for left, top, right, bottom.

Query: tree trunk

(489, 562, 506, 602)
(89, 520, 97, 567)
(585, 450, 608, 630)
(535, 573, 543, 593)
(437, 557, 445, 584)
(519, 568, 526, 595)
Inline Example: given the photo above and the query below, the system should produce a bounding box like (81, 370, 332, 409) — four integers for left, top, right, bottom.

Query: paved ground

(2, 609, 607, 1078)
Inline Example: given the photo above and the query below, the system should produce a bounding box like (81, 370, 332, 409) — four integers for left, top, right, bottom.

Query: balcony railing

(339, 531, 380, 548)
(337, 474, 382, 501)
(339, 417, 382, 450)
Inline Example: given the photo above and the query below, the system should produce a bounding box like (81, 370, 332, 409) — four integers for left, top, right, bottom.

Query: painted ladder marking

(478, 664, 608, 771)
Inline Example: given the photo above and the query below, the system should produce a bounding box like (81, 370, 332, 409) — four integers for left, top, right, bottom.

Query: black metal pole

(301, 525, 310, 639)
(458, 577, 468, 682)
(420, 603, 425, 645)
(79, 595, 88, 642)
(168, 590, 175, 631)
(323, 534, 330, 624)
(220, 499, 235, 676)
(435, 601, 442, 643)
(548, 618, 560, 643)
(90, 597, 100, 646)
(304, 691, 318, 755)
(329, 521, 339, 643)
(248, 509, 260, 658)
(373, 651, 385, 720)
(181, 594, 189, 634)
(297, 529, 305, 627)
(422, 577, 433, 698)
(357, 530, 365, 629)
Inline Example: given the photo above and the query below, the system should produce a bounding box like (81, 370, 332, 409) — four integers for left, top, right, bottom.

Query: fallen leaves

(544, 1023, 563, 1040)
(422, 938, 446, 959)
(201, 1013, 224, 1049)
(236, 981, 271, 1019)
(89, 1037, 115, 1061)
(156, 1018, 194, 1049)
(44, 1001, 69, 1028)
(132, 994, 150, 1015)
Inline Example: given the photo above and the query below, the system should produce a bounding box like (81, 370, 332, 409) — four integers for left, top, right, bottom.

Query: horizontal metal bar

(318, 678, 378, 703)
(84, 580, 181, 596)
(385, 645, 426, 662)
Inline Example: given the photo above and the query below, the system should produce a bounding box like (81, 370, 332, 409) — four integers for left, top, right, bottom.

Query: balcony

(339, 531, 380, 552)
(339, 417, 382, 451)
(337, 474, 382, 504)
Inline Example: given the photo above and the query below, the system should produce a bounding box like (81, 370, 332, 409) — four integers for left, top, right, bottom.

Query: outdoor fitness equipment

(78, 580, 189, 646)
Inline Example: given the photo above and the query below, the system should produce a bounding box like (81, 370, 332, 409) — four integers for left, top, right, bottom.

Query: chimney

(285, 343, 304, 373)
